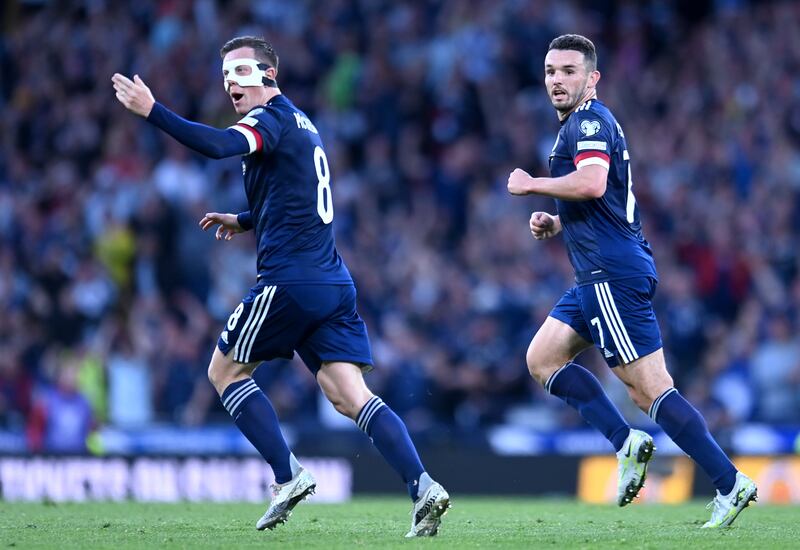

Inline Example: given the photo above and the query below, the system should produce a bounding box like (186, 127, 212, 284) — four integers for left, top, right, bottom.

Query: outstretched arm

(507, 165, 607, 201)
(112, 73, 249, 159)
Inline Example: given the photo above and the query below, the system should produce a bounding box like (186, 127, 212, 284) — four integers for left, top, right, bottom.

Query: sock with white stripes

(356, 396, 426, 501)
(221, 378, 297, 484)
(546, 362, 630, 452)
(650, 388, 737, 494)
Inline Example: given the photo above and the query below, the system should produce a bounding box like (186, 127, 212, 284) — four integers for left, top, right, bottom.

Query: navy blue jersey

(548, 99, 657, 285)
(230, 95, 352, 285)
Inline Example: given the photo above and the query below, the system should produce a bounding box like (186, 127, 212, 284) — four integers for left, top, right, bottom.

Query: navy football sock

(650, 388, 737, 494)
(546, 362, 630, 452)
(221, 378, 297, 484)
(357, 396, 426, 501)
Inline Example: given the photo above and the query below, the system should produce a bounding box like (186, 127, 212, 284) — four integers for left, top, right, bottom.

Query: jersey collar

(560, 97, 601, 125)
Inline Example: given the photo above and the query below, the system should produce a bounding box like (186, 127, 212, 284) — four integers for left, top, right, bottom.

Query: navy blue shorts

(549, 276, 663, 367)
(217, 282, 373, 374)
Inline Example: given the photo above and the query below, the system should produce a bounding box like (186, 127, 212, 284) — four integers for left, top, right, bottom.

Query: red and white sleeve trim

(230, 124, 263, 154)
(574, 151, 610, 170)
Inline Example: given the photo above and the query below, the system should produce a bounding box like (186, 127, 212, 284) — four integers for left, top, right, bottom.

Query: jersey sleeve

(146, 102, 250, 159)
(568, 110, 613, 171)
(228, 107, 283, 155)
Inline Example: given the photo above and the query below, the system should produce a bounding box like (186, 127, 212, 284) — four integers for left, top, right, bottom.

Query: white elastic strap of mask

(223, 58, 268, 91)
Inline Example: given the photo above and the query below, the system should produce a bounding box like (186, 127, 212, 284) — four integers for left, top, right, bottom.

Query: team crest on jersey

(580, 120, 601, 137)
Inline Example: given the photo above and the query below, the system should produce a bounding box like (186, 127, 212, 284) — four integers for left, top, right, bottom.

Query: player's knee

(207, 354, 249, 395)
(317, 362, 372, 419)
(207, 361, 226, 393)
(626, 371, 674, 412)
(320, 385, 363, 419)
(526, 344, 558, 385)
(625, 386, 650, 412)
(329, 396, 356, 418)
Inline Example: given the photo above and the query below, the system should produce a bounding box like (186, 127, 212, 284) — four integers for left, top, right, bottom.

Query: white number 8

(227, 302, 245, 330)
(314, 146, 333, 224)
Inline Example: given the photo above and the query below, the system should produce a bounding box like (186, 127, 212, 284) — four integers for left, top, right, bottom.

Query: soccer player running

(507, 34, 756, 527)
(112, 36, 449, 537)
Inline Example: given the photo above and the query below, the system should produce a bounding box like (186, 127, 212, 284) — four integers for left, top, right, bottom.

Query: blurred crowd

(2, 0, 800, 452)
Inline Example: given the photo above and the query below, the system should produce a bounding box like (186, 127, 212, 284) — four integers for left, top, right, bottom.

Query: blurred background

(2, 0, 800, 503)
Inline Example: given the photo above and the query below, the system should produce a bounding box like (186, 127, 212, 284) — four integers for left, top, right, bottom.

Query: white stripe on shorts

(600, 282, 639, 361)
(241, 285, 277, 363)
(234, 286, 271, 362)
(594, 283, 633, 363)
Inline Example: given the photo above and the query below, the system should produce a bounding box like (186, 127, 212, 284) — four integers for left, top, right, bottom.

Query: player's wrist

(143, 99, 155, 118)
(525, 176, 541, 195)
(237, 211, 254, 231)
(145, 101, 162, 121)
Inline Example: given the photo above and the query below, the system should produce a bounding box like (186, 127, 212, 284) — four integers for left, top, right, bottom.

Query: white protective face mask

(222, 58, 274, 92)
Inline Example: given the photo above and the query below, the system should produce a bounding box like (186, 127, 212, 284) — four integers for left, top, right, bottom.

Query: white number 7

(590, 317, 605, 349)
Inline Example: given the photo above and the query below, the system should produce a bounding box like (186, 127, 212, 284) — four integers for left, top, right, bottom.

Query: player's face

(544, 49, 595, 113)
(222, 47, 274, 115)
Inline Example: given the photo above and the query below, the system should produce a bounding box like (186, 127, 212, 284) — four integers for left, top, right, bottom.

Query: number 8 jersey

(231, 95, 353, 285)
(548, 99, 658, 285)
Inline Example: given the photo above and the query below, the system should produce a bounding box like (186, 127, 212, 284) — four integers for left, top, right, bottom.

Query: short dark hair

(548, 34, 597, 71)
(220, 36, 279, 71)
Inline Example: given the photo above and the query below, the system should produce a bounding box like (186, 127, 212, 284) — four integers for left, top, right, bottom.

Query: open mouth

(231, 92, 244, 102)
(552, 89, 566, 99)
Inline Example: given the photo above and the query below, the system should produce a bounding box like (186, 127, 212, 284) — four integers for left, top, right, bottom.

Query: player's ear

(589, 70, 601, 88)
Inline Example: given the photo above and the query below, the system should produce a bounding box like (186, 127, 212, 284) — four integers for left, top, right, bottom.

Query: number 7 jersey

(231, 95, 352, 285)
(548, 99, 657, 285)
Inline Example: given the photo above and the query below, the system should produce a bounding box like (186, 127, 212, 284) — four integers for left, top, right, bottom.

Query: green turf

(0, 497, 797, 549)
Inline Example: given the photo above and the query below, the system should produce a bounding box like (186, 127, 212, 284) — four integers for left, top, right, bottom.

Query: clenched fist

(529, 211, 561, 240)
(507, 168, 533, 195)
(112, 73, 155, 118)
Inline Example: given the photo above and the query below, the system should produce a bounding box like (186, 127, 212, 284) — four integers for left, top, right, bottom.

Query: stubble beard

(552, 94, 577, 116)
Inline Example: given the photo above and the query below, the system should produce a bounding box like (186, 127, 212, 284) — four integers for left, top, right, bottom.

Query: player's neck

(249, 87, 282, 109)
(558, 89, 598, 121)
(263, 87, 282, 105)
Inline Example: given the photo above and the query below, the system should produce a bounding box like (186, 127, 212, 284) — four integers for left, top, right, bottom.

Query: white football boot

(702, 472, 757, 528)
(616, 429, 656, 506)
(405, 473, 451, 537)
(256, 468, 316, 530)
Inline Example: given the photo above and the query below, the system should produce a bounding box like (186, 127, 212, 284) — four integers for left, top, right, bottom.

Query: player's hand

(507, 168, 534, 195)
(529, 211, 560, 240)
(112, 73, 155, 118)
(199, 212, 244, 241)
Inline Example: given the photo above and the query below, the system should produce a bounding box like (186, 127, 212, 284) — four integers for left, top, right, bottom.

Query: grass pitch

(1, 497, 797, 549)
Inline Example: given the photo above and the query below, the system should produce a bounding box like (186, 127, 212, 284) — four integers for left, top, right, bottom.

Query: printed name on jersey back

(293, 112, 319, 134)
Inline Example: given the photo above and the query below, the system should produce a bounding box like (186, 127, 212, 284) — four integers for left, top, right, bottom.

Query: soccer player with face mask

(506, 34, 757, 528)
(112, 36, 449, 537)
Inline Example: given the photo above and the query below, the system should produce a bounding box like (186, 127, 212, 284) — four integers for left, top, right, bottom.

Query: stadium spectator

(1, 0, 799, 450)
